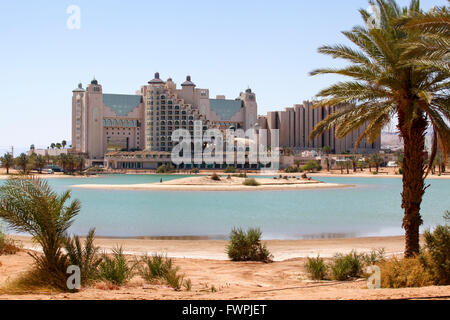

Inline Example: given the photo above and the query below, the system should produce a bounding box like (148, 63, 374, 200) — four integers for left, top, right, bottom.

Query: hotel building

(257, 101, 381, 154)
(71, 74, 379, 169)
(71, 74, 258, 168)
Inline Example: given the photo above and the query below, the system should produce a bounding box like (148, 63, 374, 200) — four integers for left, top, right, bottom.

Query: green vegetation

(242, 178, 260, 186)
(304, 249, 386, 281)
(226, 228, 273, 263)
(224, 166, 236, 174)
(309, 0, 449, 258)
(301, 160, 321, 172)
(64, 228, 102, 286)
(421, 212, 450, 285)
(330, 251, 364, 280)
(305, 256, 327, 280)
(136, 253, 187, 290)
(156, 164, 175, 174)
(0, 153, 14, 174)
(15, 153, 30, 174)
(285, 165, 301, 173)
(0, 177, 80, 290)
(98, 246, 134, 286)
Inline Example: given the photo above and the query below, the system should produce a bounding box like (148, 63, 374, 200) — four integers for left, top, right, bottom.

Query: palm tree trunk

(399, 111, 427, 258)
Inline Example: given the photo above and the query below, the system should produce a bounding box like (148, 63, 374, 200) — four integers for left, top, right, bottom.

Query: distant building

(71, 74, 258, 167)
(71, 75, 379, 169)
(257, 101, 381, 154)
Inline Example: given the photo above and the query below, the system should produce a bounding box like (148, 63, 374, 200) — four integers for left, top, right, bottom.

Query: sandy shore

(2, 235, 450, 300)
(10, 235, 407, 261)
(71, 175, 351, 191)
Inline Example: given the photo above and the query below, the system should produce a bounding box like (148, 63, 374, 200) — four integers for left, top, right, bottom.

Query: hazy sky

(0, 0, 446, 155)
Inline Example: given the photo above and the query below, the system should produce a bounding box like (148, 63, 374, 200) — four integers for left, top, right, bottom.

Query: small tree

(0, 177, 81, 289)
(0, 153, 14, 174)
(15, 153, 29, 174)
(62, 140, 67, 149)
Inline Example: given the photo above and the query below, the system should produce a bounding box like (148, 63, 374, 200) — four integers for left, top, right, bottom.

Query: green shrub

(136, 253, 186, 290)
(156, 164, 175, 174)
(285, 166, 299, 173)
(305, 256, 327, 280)
(98, 246, 134, 285)
(379, 257, 433, 288)
(0, 177, 80, 291)
(330, 251, 363, 280)
(421, 212, 450, 285)
(64, 228, 102, 285)
(361, 248, 386, 266)
(224, 166, 236, 173)
(190, 168, 199, 174)
(242, 178, 260, 186)
(226, 228, 273, 263)
(211, 173, 221, 181)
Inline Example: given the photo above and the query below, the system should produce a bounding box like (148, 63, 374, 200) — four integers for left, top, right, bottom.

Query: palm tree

(0, 153, 14, 174)
(322, 145, 332, 171)
(50, 143, 56, 150)
(55, 143, 62, 150)
(15, 153, 29, 174)
(34, 155, 47, 173)
(62, 140, 67, 149)
(0, 177, 81, 289)
(370, 153, 383, 173)
(433, 153, 444, 176)
(309, 0, 449, 257)
(75, 156, 85, 173)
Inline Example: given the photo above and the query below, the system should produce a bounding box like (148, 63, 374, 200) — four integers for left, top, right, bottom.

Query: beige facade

(141, 73, 258, 152)
(257, 102, 381, 154)
(71, 75, 258, 165)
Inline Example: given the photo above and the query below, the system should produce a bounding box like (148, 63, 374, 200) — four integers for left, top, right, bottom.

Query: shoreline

(9, 234, 407, 261)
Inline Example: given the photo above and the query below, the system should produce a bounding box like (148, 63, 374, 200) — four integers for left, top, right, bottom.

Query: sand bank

(71, 175, 351, 191)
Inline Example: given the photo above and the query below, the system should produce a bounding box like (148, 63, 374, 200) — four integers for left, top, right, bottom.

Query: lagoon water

(2, 175, 450, 239)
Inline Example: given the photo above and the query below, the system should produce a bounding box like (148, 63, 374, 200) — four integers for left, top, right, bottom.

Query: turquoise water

(1, 175, 450, 239)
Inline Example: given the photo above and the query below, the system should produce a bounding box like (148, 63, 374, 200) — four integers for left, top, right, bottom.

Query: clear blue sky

(0, 0, 445, 155)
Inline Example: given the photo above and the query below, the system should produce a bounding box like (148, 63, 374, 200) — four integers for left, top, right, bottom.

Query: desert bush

(226, 228, 273, 263)
(190, 168, 199, 174)
(305, 256, 327, 280)
(0, 177, 80, 290)
(421, 212, 450, 285)
(0, 230, 21, 255)
(361, 248, 386, 266)
(285, 166, 299, 173)
(64, 228, 102, 285)
(136, 253, 186, 290)
(330, 251, 364, 280)
(211, 173, 221, 181)
(242, 178, 260, 186)
(224, 166, 235, 173)
(98, 246, 134, 286)
(156, 164, 175, 174)
(379, 257, 433, 288)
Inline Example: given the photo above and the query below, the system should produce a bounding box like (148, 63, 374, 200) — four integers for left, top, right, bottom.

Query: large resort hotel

(71, 73, 380, 170)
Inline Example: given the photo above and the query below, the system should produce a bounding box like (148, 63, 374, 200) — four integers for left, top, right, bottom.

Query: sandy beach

(1, 235, 450, 300)
(71, 175, 351, 191)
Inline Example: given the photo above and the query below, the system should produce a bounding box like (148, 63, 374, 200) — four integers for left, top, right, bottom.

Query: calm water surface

(1, 175, 449, 239)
